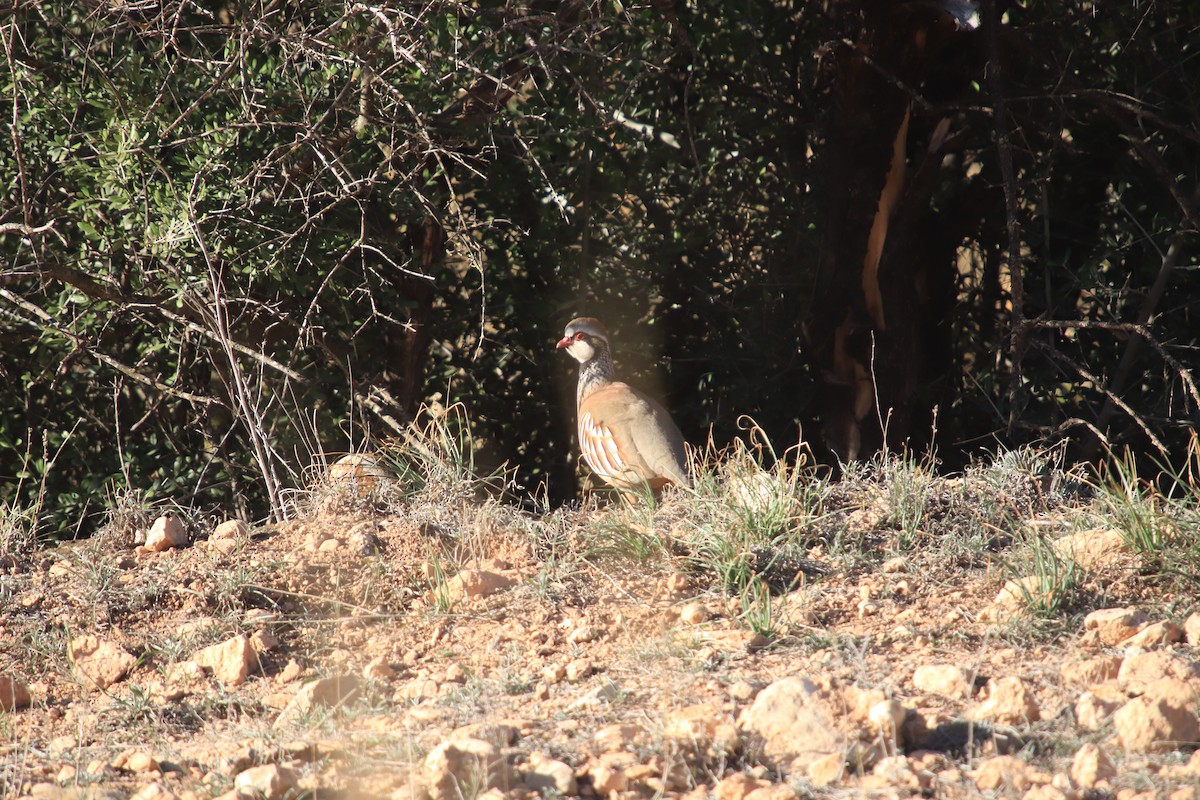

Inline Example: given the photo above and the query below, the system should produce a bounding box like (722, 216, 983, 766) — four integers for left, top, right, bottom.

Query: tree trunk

(805, 0, 972, 461)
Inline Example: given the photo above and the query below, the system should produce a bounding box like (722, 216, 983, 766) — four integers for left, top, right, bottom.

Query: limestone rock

(590, 762, 628, 796)
(912, 664, 971, 698)
(1023, 785, 1069, 800)
(744, 783, 800, 800)
(715, 773, 769, 800)
(424, 737, 512, 800)
(663, 704, 741, 756)
(565, 659, 592, 682)
(523, 752, 576, 796)
(143, 513, 188, 552)
(1184, 612, 1200, 647)
(991, 576, 1051, 614)
(1060, 656, 1121, 686)
(868, 699, 907, 744)
(234, 764, 298, 800)
(0, 675, 31, 710)
(971, 676, 1040, 725)
(130, 783, 177, 800)
(275, 675, 361, 728)
(1126, 620, 1184, 649)
(1070, 742, 1116, 789)
(1052, 528, 1127, 570)
(1075, 683, 1125, 730)
(363, 655, 396, 681)
(805, 752, 845, 787)
(737, 676, 847, 777)
(193, 635, 259, 687)
(445, 570, 515, 603)
(679, 602, 710, 625)
(212, 519, 248, 540)
(594, 723, 643, 751)
(250, 630, 279, 654)
(1084, 607, 1149, 646)
(972, 756, 1049, 791)
(1118, 650, 1200, 695)
(70, 635, 137, 690)
(1113, 692, 1200, 751)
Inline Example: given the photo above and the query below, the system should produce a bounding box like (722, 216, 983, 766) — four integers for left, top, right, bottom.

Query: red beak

(556, 336, 572, 349)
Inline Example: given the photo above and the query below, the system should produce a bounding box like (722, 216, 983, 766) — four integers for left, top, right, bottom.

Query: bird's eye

(574, 332, 588, 341)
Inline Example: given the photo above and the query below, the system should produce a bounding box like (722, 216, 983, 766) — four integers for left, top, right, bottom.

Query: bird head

(556, 317, 610, 363)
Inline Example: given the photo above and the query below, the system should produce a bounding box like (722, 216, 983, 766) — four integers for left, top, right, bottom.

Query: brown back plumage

(557, 317, 690, 491)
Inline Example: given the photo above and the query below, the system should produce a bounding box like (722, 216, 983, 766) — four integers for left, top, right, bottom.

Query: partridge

(557, 317, 691, 491)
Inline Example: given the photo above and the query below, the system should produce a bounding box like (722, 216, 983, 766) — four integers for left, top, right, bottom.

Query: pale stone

(737, 676, 847, 776)
(1142, 677, 1200, 707)
(144, 513, 188, 552)
(274, 675, 361, 728)
(1052, 528, 1127, 570)
(912, 664, 971, 698)
(70, 635, 137, 690)
(1075, 684, 1126, 730)
(523, 752, 577, 796)
(591, 763, 628, 796)
(193, 635, 259, 686)
(1119, 650, 1200, 694)
(48, 735, 77, 757)
(250, 630, 280, 654)
(1059, 656, 1121, 686)
(449, 721, 523, 747)
(744, 784, 800, 800)
(0, 675, 31, 710)
(857, 599, 881, 618)
(1126, 620, 1184, 649)
(346, 523, 384, 555)
(445, 570, 515, 602)
(363, 655, 396, 681)
(125, 751, 159, 774)
(594, 723, 642, 751)
(993, 576, 1051, 611)
(567, 624, 600, 644)
(664, 572, 691, 597)
(872, 756, 923, 790)
(130, 782, 177, 800)
(973, 755, 1050, 791)
(1113, 694, 1200, 751)
(1023, 785, 1068, 800)
(277, 659, 303, 683)
(972, 676, 1041, 724)
(1184, 613, 1200, 647)
(663, 704, 741, 756)
(1084, 607, 1149, 646)
(211, 519, 248, 540)
(729, 680, 759, 702)
(806, 752, 845, 786)
(234, 764, 298, 800)
(679, 602, 710, 625)
(1071, 742, 1116, 789)
(881, 557, 908, 573)
(424, 737, 512, 800)
(715, 774, 766, 800)
(565, 659, 592, 681)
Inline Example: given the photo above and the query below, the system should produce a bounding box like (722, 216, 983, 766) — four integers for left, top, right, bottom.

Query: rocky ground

(2, 444, 1200, 800)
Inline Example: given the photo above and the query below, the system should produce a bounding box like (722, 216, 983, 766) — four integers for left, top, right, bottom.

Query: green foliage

(0, 1, 1197, 536)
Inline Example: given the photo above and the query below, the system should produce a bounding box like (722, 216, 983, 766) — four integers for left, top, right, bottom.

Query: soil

(2, 477, 1199, 800)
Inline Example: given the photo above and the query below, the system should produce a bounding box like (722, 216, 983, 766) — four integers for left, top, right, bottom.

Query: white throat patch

(565, 338, 596, 363)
